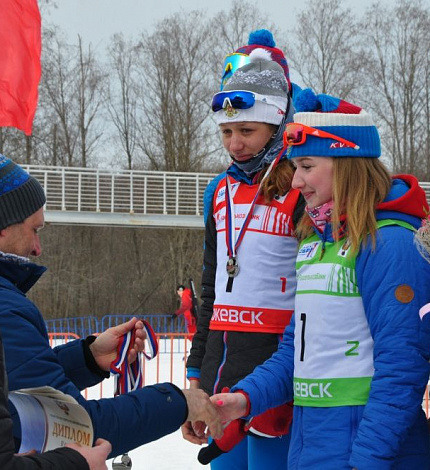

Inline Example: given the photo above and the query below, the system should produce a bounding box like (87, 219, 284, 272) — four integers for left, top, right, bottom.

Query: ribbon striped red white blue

(110, 320, 159, 397)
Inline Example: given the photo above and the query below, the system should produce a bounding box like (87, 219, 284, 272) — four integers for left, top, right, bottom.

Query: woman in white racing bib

(183, 36, 305, 470)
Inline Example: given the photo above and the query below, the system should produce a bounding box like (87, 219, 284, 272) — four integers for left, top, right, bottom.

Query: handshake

(181, 389, 293, 465)
(180, 388, 227, 441)
(181, 387, 250, 449)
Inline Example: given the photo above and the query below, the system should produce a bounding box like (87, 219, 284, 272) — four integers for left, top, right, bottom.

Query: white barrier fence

(25, 165, 217, 218)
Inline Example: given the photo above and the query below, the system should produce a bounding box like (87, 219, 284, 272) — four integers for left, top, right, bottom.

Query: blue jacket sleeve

(350, 226, 430, 469)
(76, 382, 187, 457)
(53, 340, 104, 390)
(231, 315, 295, 417)
(1, 295, 188, 458)
(203, 172, 225, 224)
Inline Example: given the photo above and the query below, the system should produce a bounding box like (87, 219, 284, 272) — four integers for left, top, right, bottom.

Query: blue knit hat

(287, 89, 381, 159)
(0, 155, 46, 230)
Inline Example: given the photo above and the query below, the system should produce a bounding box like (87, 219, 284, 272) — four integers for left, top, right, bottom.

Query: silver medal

(112, 453, 132, 469)
(226, 257, 239, 278)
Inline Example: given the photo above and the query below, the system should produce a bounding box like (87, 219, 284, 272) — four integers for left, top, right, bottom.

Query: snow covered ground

(107, 429, 205, 470)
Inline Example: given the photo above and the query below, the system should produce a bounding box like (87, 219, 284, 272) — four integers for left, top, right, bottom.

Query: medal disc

(112, 453, 132, 469)
(226, 257, 239, 278)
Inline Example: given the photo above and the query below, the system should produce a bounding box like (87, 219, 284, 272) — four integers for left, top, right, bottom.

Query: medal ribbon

(225, 146, 286, 260)
(110, 320, 159, 397)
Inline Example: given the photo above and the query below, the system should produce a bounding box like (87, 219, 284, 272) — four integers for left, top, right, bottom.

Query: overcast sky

(46, 0, 379, 52)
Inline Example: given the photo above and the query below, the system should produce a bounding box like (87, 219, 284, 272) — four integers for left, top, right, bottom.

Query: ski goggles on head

(220, 53, 250, 90)
(212, 90, 285, 112)
(283, 123, 360, 150)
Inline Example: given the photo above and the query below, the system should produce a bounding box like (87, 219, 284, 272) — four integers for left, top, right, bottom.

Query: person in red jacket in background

(174, 285, 197, 338)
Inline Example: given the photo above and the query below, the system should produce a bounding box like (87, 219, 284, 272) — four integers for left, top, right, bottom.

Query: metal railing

(420, 181, 430, 202)
(24, 165, 217, 218)
(45, 314, 186, 339)
(23, 165, 430, 226)
(48, 332, 191, 390)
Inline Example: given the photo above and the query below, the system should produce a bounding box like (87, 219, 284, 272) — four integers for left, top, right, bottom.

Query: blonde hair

(295, 158, 392, 253)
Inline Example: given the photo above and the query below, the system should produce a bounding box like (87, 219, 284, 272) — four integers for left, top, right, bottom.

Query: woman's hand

(210, 392, 248, 423)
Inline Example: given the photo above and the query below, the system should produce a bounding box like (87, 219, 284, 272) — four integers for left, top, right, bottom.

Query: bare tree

(359, 0, 430, 175)
(208, 0, 278, 78)
(35, 29, 104, 167)
(76, 35, 105, 168)
(105, 34, 142, 170)
(37, 0, 57, 15)
(0, 127, 27, 163)
(30, 224, 204, 318)
(288, 0, 362, 97)
(135, 11, 216, 172)
(39, 28, 78, 166)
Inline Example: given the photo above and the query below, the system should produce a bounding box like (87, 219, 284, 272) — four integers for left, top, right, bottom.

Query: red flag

(0, 0, 42, 135)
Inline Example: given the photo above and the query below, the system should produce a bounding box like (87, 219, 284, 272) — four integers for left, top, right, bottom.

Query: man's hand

(89, 317, 146, 371)
(181, 380, 207, 444)
(66, 438, 111, 470)
(181, 420, 207, 445)
(188, 379, 200, 390)
(182, 389, 223, 441)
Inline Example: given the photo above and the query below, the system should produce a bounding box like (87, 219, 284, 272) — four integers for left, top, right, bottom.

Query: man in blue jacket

(0, 155, 222, 458)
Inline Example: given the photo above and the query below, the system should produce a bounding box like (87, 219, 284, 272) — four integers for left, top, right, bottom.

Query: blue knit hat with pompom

(287, 88, 381, 159)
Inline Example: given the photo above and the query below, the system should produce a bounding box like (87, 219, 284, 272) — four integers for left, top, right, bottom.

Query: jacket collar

(0, 255, 46, 294)
(376, 174, 428, 228)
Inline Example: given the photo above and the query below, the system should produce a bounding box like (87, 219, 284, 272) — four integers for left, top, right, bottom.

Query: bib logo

(297, 242, 320, 261)
(216, 187, 226, 203)
(211, 308, 264, 325)
(216, 182, 239, 204)
(294, 381, 333, 398)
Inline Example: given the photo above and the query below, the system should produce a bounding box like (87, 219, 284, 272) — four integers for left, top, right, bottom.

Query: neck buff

(306, 200, 335, 233)
(232, 98, 294, 178)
